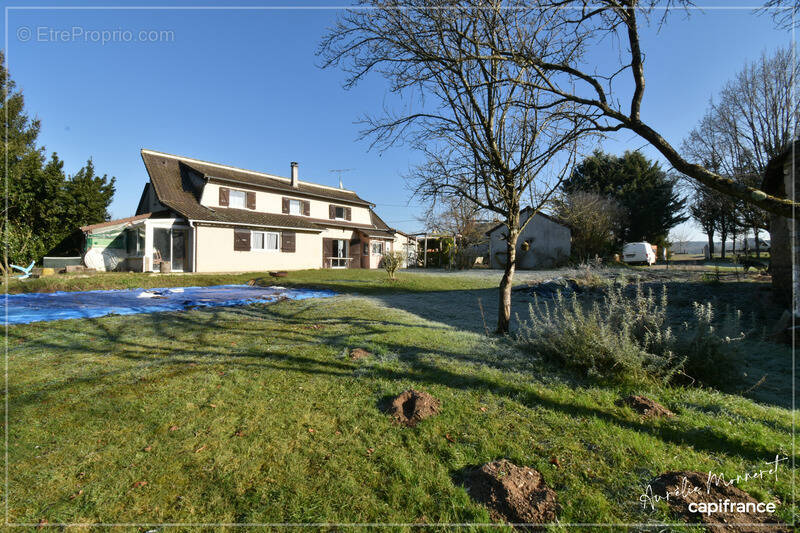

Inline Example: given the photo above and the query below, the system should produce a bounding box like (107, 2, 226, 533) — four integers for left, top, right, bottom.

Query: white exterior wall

(201, 182, 372, 225)
(364, 238, 392, 269)
(393, 233, 416, 267)
(488, 213, 571, 269)
(194, 226, 322, 273)
(145, 219, 192, 272)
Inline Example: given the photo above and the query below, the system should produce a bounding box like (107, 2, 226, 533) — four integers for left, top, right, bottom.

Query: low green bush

(516, 282, 746, 386)
(381, 251, 406, 280)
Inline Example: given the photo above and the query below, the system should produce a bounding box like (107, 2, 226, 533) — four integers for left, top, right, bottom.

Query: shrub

(381, 251, 405, 280)
(516, 282, 745, 386)
(517, 283, 680, 383)
(453, 247, 477, 270)
(675, 302, 745, 387)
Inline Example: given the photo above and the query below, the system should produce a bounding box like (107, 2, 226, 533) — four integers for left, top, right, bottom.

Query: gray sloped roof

(140, 149, 386, 232)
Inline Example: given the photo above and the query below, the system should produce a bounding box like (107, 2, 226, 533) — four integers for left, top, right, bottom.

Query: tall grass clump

(516, 282, 747, 385)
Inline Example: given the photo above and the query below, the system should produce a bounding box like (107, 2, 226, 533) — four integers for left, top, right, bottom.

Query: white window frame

(229, 189, 247, 209)
(371, 241, 384, 255)
(334, 206, 346, 220)
(251, 230, 280, 252)
(289, 199, 302, 216)
(330, 239, 348, 268)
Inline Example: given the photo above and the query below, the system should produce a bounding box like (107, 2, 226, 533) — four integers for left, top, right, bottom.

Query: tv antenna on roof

(329, 168, 354, 189)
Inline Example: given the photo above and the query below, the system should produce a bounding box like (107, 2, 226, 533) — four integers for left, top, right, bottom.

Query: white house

(81, 149, 409, 273)
(485, 207, 571, 269)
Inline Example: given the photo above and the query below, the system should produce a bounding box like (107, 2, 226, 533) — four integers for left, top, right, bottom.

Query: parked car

(622, 242, 656, 266)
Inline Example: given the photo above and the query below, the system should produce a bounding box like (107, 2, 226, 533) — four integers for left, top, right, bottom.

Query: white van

(622, 242, 656, 265)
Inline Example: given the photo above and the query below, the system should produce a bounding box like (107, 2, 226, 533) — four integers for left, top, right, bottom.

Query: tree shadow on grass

(368, 280, 793, 409)
(9, 297, 793, 467)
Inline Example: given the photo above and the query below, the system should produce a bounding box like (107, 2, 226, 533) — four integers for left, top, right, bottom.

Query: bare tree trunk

(753, 227, 761, 258)
(720, 230, 728, 259)
(497, 229, 518, 334)
(707, 231, 715, 259)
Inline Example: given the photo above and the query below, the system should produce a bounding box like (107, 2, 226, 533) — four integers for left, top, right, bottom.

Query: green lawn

(5, 268, 497, 295)
(6, 270, 795, 529)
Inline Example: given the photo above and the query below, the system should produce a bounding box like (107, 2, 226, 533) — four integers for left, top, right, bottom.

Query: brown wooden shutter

(233, 229, 250, 251)
(322, 238, 333, 267)
(246, 191, 256, 210)
(219, 187, 229, 206)
(281, 232, 296, 253)
(329, 205, 336, 219)
(282, 197, 290, 214)
(345, 207, 352, 221)
(302, 200, 310, 216)
(348, 240, 358, 268)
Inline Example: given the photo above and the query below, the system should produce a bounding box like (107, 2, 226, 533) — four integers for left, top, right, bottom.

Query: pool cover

(2, 284, 336, 325)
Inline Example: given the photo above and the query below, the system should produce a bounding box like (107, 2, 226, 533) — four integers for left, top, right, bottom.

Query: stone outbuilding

(485, 207, 571, 269)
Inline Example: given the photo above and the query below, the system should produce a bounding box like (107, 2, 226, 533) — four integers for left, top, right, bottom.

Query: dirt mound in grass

(465, 459, 558, 527)
(350, 348, 372, 360)
(648, 471, 789, 532)
(618, 395, 674, 418)
(387, 390, 440, 427)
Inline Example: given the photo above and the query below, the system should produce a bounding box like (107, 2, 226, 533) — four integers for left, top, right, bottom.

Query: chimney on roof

(290, 162, 299, 188)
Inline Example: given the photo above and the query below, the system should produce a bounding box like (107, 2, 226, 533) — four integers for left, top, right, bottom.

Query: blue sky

(1, 0, 792, 238)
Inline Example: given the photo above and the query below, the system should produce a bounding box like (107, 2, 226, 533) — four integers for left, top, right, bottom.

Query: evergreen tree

(563, 150, 688, 248)
(0, 51, 115, 270)
(63, 159, 116, 228)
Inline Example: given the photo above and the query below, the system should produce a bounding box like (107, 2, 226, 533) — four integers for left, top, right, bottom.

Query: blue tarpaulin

(2, 284, 336, 325)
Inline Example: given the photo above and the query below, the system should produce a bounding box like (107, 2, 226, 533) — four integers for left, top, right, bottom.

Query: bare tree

(422, 196, 485, 241)
(554, 191, 625, 261)
(683, 46, 798, 178)
(689, 186, 722, 258)
(420, 196, 489, 270)
(759, 0, 800, 29)
(319, 1, 587, 333)
(682, 46, 794, 257)
(464, 1, 799, 218)
(668, 225, 692, 255)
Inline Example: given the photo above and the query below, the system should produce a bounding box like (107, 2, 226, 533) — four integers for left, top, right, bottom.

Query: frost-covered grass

(5, 268, 497, 295)
(7, 294, 795, 528)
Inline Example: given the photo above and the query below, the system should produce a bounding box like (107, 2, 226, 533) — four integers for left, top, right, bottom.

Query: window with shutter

(345, 207, 352, 221)
(302, 200, 310, 216)
(251, 231, 279, 251)
(246, 191, 256, 209)
(329, 205, 336, 219)
(322, 238, 333, 267)
(281, 232, 296, 252)
(219, 187, 230, 206)
(282, 197, 290, 214)
(233, 229, 250, 251)
(229, 190, 246, 209)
